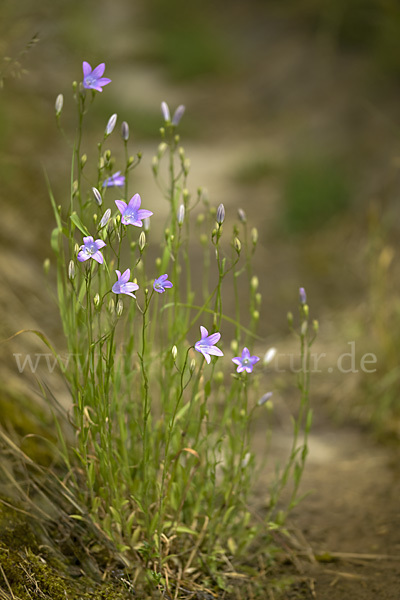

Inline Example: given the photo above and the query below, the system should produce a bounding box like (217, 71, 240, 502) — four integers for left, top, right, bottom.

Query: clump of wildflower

(194, 326, 223, 365)
(103, 171, 125, 188)
(77, 236, 106, 264)
(115, 194, 153, 226)
(232, 347, 260, 374)
(82, 61, 111, 92)
(112, 269, 139, 298)
(153, 274, 173, 294)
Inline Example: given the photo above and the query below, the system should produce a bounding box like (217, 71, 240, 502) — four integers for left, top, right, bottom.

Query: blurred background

(1, 0, 400, 437)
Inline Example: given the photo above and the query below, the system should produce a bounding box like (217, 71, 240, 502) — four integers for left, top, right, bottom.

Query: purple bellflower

(232, 347, 260, 374)
(115, 194, 153, 227)
(103, 171, 125, 188)
(112, 269, 139, 298)
(77, 236, 106, 264)
(194, 326, 223, 365)
(153, 274, 173, 294)
(82, 62, 111, 92)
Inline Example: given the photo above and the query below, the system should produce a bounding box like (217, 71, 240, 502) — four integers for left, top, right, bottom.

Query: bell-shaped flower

(82, 61, 111, 92)
(115, 194, 153, 227)
(194, 326, 223, 365)
(153, 274, 173, 294)
(77, 236, 106, 264)
(232, 347, 260, 374)
(112, 269, 139, 298)
(103, 171, 125, 188)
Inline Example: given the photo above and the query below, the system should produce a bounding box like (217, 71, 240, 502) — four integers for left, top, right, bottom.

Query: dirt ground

(254, 407, 400, 599)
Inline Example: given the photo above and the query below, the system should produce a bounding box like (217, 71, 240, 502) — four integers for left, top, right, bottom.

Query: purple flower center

(123, 207, 138, 224)
(85, 241, 97, 255)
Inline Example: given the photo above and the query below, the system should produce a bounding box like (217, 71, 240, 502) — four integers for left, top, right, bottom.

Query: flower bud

(172, 104, 185, 126)
(105, 113, 117, 136)
(313, 319, 319, 333)
(161, 101, 170, 122)
(152, 156, 159, 176)
(104, 149, 111, 161)
(255, 292, 262, 306)
(230, 339, 239, 354)
(214, 371, 224, 384)
(252, 310, 260, 321)
(216, 203, 225, 225)
(303, 304, 309, 319)
(92, 187, 102, 206)
(74, 243, 80, 255)
(177, 204, 185, 225)
(233, 237, 241, 253)
(157, 142, 167, 158)
(299, 287, 307, 305)
(68, 260, 75, 281)
(241, 452, 251, 468)
(263, 347, 277, 365)
(301, 321, 308, 336)
(108, 299, 115, 314)
(80, 154, 87, 169)
(139, 231, 146, 251)
(143, 217, 150, 232)
(93, 213, 98, 225)
(183, 158, 190, 175)
(287, 311, 293, 327)
(55, 94, 63, 116)
(99, 208, 111, 229)
(116, 299, 123, 317)
(43, 258, 50, 275)
(174, 134, 180, 144)
(237, 208, 247, 223)
(121, 120, 129, 141)
(251, 276, 259, 291)
(258, 391, 273, 406)
(178, 147, 185, 160)
(93, 293, 100, 308)
(171, 345, 177, 360)
(72, 180, 78, 196)
(183, 188, 190, 202)
(128, 155, 135, 167)
(189, 359, 196, 374)
(251, 227, 258, 245)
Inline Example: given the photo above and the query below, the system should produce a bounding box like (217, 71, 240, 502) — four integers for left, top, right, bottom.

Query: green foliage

(142, 0, 234, 80)
(281, 156, 350, 233)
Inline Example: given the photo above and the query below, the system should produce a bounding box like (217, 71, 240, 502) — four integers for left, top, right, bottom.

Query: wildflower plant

(36, 61, 318, 596)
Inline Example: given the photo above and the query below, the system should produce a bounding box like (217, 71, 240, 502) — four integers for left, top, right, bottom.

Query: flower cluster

(75, 62, 264, 375)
